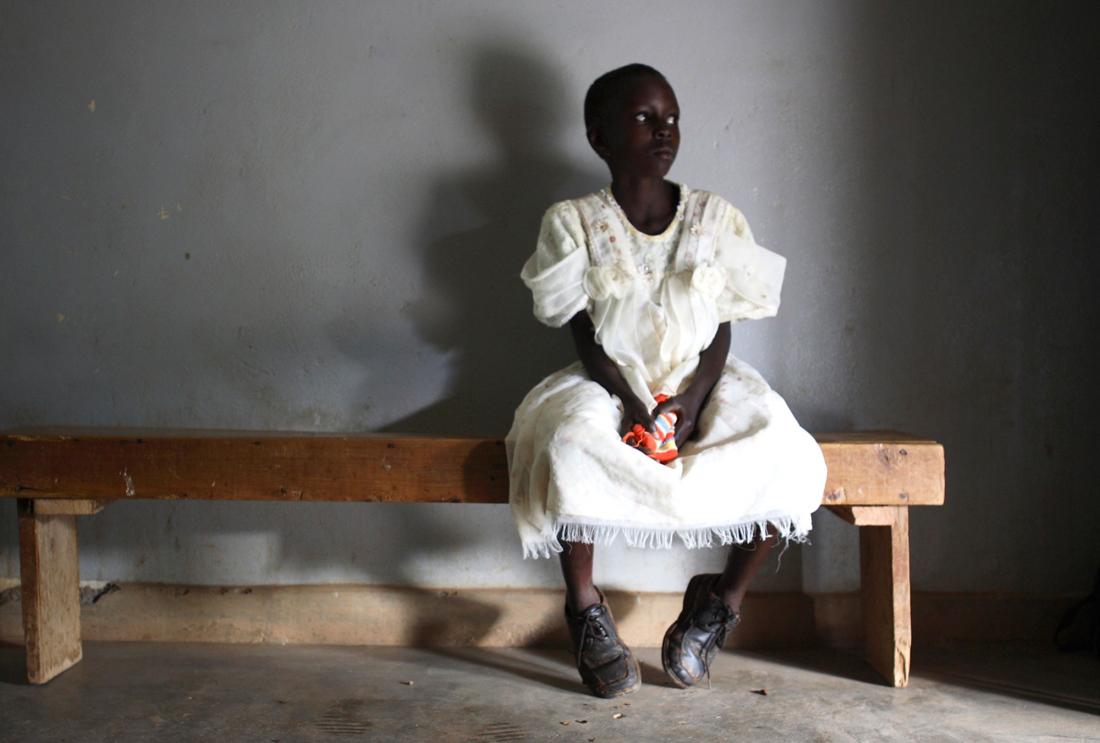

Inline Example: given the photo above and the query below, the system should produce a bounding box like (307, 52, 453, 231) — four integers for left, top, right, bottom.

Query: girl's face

(590, 76, 680, 179)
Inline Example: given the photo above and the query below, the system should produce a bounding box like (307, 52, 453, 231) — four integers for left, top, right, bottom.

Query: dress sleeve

(520, 201, 590, 328)
(712, 202, 787, 322)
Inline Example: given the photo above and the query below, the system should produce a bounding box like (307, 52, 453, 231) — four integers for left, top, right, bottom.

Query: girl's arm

(653, 321, 731, 447)
(568, 310, 656, 435)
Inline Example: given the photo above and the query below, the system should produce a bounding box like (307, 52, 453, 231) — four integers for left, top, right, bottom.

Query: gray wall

(2, 1, 1097, 596)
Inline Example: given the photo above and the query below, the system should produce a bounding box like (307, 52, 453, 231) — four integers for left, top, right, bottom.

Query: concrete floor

(0, 642, 1097, 742)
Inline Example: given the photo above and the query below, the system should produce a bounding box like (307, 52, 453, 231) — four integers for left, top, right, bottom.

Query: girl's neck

(609, 177, 679, 236)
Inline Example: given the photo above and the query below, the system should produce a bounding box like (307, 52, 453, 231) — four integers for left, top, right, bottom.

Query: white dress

(506, 184, 826, 559)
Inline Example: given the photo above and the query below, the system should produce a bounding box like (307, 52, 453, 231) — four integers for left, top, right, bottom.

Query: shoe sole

(661, 573, 713, 689)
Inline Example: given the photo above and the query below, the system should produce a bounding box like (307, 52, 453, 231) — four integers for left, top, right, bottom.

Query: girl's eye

(667, 114, 678, 125)
(634, 112, 647, 122)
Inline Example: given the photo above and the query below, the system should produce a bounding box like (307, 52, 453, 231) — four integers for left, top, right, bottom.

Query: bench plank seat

(1, 429, 943, 507)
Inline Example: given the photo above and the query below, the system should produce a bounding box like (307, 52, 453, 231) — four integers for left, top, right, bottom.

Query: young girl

(505, 64, 827, 698)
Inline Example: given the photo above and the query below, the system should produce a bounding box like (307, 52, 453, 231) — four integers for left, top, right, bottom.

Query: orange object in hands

(622, 394, 679, 463)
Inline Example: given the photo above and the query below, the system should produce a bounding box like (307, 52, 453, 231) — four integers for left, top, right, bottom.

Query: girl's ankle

(711, 587, 742, 615)
(567, 587, 603, 614)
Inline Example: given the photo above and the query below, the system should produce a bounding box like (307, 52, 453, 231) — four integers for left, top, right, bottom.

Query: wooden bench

(0, 428, 944, 687)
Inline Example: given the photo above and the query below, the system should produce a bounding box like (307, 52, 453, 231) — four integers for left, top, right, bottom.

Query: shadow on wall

(312, 41, 605, 645)
(330, 41, 599, 438)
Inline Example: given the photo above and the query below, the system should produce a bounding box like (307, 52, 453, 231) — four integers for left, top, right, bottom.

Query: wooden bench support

(18, 498, 85, 684)
(828, 505, 912, 687)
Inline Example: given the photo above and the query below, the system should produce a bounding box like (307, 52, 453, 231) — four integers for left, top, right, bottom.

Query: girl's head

(584, 64, 679, 178)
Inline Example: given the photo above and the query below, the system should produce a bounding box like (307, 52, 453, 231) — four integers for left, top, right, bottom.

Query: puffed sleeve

(712, 201, 787, 322)
(520, 201, 590, 327)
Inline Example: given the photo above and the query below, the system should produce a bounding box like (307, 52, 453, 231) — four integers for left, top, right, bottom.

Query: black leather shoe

(565, 589, 641, 698)
(661, 574, 741, 688)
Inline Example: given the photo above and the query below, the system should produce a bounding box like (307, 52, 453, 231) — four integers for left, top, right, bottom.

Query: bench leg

(858, 506, 911, 687)
(18, 498, 83, 684)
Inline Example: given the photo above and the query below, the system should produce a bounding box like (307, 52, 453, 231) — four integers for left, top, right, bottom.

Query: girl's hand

(620, 398, 656, 437)
(653, 392, 704, 448)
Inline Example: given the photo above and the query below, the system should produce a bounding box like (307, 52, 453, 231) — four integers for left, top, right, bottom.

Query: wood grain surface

(1, 429, 943, 506)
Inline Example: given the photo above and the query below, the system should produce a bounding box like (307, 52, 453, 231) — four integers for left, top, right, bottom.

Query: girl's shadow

(325, 42, 606, 688)
(353, 42, 600, 437)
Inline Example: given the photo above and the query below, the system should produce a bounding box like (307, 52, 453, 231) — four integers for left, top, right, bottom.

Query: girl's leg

(560, 541, 601, 611)
(560, 540, 641, 697)
(713, 528, 777, 613)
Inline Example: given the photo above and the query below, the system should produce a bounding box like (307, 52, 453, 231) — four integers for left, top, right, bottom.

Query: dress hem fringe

(520, 515, 810, 560)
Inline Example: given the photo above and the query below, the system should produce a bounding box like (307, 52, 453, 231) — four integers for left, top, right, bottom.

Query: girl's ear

(587, 125, 610, 161)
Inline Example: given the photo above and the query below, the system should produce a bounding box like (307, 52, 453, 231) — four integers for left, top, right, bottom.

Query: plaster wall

(2, 1, 1097, 595)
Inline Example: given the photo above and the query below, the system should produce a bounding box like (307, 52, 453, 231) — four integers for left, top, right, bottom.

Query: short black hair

(583, 63, 668, 131)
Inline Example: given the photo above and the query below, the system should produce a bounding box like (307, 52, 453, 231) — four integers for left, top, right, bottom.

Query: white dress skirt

(506, 184, 827, 559)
